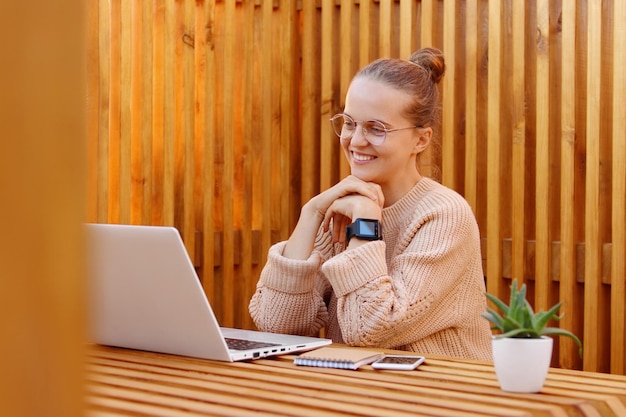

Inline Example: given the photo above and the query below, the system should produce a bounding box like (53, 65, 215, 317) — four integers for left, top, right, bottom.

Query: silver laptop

(85, 223, 331, 361)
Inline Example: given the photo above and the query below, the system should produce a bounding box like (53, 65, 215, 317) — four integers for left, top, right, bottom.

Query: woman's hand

(311, 176, 383, 243)
(323, 193, 383, 243)
(306, 175, 384, 221)
(284, 176, 384, 259)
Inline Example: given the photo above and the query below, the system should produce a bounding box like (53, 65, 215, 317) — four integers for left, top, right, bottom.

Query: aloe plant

(482, 279, 582, 356)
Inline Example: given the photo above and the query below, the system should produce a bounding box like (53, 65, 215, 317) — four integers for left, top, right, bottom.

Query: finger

(334, 176, 380, 202)
(366, 182, 385, 207)
(322, 210, 332, 233)
(324, 200, 350, 243)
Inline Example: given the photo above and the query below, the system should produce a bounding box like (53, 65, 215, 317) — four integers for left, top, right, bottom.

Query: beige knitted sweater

(249, 177, 493, 360)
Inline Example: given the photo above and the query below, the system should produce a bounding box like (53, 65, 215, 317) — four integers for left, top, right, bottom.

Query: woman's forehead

(345, 77, 412, 121)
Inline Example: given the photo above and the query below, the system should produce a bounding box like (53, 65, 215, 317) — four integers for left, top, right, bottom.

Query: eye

(343, 118, 356, 130)
(367, 122, 387, 136)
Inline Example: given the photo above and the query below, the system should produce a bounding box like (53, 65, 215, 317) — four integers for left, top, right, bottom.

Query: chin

(349, 167, 378, 183)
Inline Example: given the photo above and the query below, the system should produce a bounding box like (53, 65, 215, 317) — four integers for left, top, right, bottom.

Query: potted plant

(482, 279, 582, 393)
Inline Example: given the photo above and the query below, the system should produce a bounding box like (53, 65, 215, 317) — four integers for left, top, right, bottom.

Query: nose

(350, 122, 370, 145)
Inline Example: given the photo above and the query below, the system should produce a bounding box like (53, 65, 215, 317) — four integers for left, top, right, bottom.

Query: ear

(412, 127, 432, 154)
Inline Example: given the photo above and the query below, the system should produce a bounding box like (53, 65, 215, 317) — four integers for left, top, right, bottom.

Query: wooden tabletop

(86, 344, 626, 417)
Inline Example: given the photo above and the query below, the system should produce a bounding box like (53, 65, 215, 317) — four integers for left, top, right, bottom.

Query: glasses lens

(330, 114, 355, 139)
(362, 121, 387, 145)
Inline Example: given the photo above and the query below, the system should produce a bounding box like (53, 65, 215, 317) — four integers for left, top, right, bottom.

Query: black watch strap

(346, 218, 383, 243)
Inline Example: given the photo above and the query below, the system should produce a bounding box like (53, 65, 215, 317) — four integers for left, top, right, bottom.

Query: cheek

(341, 141, 351, 157)
(380, 146, 415, 168)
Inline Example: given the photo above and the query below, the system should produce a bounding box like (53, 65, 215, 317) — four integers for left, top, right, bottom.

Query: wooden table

(87, 344, 626, 417)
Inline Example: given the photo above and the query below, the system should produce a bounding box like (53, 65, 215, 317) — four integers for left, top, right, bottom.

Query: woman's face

(342, 77, 427, 197)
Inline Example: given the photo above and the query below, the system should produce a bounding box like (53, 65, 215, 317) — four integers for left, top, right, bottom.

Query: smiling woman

(249, 48, 493, 361)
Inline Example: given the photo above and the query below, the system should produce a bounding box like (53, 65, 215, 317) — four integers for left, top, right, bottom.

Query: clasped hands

(307, 175, 384, 244)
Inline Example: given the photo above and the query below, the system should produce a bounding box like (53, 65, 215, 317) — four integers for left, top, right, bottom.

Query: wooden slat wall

(86, 0, 626, 374)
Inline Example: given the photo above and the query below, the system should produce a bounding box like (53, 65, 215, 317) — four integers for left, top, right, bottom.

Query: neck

(381, 172, 423, 207)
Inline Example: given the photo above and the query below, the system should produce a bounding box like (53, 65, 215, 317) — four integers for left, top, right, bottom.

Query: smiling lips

(352, 152, 376, 162)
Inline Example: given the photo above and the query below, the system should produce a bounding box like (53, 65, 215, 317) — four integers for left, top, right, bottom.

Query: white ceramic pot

(492, 336, 553, 393)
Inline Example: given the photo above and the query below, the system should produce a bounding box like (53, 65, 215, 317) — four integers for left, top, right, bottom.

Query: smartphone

(371, 355, 425, 370)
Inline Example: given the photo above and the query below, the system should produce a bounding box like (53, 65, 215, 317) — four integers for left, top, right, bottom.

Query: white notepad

(294, 347, 382, 370)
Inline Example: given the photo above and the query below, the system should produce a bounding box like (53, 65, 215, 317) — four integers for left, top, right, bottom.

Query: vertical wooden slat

(281, 0, 298, 236)
(270, 4, 283, 239)
(87, 0, 100, 223)
(301, 0, 321, 203)
(398, 0, 413, 58)
(486, 0, 503, 300)
(611, 0, 626, 376)
(419, 0, 434, 179)
(173, 0, 186, 234)
(108, 0, 122, 223)
(474, 0, 489, 235)
(359, 0, 373, 66)
(98, 0, 111, 223)
(152, 0, 165, 225)
(378, 0, 391, 57)
(320, 0, 338, 192)
(193, 0, 206, 275)
(260, 0, 274, 315)
(584, 0, 603, 373)
(510, 0, 525, 287)
(142, 0, 154, 224)
(559, 0, 581, 370)
(535, 0, 550, 310)
(202, 0, 216, 305)
(420, 0, 433, 48)
(339, 0, 354, 179)
(120, 0, 132, 224)
(162, 0, 176, 226)
(193, 0, 206, 235)
(340, 0, 354, 104)
(130, 0, 144, 225)
(441, 0, 455, 188)
(220, 0, 236, 327)
(183, 0, 196, 260)
(239, 0, 255, 330)
(464, 0, 478, 212)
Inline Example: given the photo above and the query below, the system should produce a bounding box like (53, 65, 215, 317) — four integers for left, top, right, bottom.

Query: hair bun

(409, 48, 446, 84)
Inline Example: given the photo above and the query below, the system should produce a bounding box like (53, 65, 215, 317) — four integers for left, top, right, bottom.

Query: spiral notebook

(294, 347, 382, 370)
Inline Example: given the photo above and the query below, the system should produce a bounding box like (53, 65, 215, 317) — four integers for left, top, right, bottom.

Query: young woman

(249, 48, 492, 360)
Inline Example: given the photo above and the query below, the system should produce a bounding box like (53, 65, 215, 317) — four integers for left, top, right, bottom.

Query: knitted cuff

(260, 241, 322, 294)
(321, 241, 387, 296)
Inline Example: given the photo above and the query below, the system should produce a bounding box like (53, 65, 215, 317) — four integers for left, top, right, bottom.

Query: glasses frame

(329, 113, 419, 145)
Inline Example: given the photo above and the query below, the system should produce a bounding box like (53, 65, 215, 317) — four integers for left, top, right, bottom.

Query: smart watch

(345, 218, 383, 243)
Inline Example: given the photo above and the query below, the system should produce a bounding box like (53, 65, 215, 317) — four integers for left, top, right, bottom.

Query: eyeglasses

(329, 113, 418, 145)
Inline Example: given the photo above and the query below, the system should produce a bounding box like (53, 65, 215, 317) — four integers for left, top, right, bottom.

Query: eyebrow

(343, 113, 392, 127)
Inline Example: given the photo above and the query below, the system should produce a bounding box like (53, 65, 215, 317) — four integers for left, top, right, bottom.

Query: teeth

(352, 153, 375, 161)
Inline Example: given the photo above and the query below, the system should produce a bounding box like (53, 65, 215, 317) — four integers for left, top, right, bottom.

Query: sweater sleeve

(321, 194, 486, 350)
(248, 241, 330, 336)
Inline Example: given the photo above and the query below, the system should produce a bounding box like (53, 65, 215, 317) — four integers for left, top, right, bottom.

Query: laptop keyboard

(225, 337, 281, 351)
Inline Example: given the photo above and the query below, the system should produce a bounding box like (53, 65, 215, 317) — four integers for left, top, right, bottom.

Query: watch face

(359, 220, 378, 237)
(347, 218, 381, 243)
